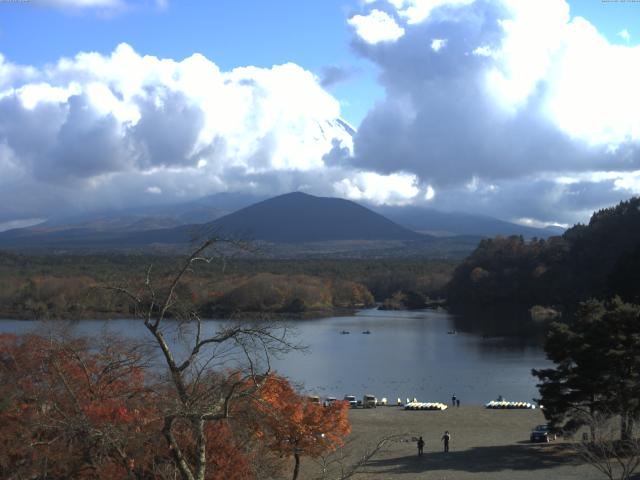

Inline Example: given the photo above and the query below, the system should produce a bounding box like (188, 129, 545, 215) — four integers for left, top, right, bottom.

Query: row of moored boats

(404, 402, 448, 411)
(485, 400, 536, 409)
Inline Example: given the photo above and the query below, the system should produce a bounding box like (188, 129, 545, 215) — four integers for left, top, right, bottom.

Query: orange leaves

(254, 375, 351, 459)
(81, 401, 137, 424)
(1, 335, 347, 479)
(0, 334, 155, 479)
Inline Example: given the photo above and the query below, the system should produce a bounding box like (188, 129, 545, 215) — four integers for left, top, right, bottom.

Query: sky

(1, 0, 640, 229)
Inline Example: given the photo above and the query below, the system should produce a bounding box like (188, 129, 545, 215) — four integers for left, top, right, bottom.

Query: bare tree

(312, 434, 411, 480)
(575, 411, 640, 480)
(110, 237, 299, 480)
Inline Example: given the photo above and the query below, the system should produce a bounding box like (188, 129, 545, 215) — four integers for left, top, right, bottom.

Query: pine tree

(533, 298, 640, 440)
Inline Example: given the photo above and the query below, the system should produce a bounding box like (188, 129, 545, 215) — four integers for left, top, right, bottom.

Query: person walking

(456, 398, 460, 408)
(441, 431, 451, 452)
(417, 436, 425, 456)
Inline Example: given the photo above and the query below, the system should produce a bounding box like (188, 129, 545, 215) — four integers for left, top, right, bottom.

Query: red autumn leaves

(0, 333, 351, 479)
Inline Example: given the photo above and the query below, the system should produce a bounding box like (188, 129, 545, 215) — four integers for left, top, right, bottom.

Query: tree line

(0, 253, 453, 319)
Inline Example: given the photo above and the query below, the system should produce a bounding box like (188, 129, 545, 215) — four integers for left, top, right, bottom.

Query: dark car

(530, 424, 556, 443)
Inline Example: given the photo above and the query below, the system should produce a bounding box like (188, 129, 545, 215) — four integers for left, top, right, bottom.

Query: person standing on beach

(417, 436, 425, 456)
(441, 431, 451, 452)
(456, 399, 460, 408)
(451, 394, 456, 406)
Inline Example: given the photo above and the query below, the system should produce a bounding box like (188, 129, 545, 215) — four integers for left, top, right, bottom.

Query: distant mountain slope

(205, 192, 426, 243)
(39, 192, 268, 232)
(374, 206, 565, 238)
(0, 192, 426, 248)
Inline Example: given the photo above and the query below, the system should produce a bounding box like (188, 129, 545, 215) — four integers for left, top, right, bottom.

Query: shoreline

(0, 307, 360, 322)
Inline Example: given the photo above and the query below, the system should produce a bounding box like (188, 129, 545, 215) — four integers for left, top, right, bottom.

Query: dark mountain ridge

(0, 192, 426, 249)
(205, 192, 425, 243)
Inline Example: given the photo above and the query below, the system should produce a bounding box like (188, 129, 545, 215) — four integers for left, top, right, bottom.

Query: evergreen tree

(533, 298, 640, 440)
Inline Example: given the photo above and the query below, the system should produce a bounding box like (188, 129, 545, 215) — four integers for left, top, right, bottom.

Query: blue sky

(2, 0, 640, 227)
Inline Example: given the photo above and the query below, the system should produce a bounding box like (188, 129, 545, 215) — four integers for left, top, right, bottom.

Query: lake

(0, 308, 552, 405)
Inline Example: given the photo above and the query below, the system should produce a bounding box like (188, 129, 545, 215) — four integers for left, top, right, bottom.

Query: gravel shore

(300, 406, 606, 480)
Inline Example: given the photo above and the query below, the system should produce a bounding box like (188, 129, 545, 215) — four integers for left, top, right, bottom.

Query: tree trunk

(292, 453, 301, 480)
(194, 418, 207, 480)
(621, 411, 631, 442)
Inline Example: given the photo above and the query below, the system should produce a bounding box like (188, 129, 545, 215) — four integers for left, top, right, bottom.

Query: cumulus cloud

(0, 44, 414, 222)
(345, 0, 640, 224)
(4, 0, 640, 227)
(333, 171, 420, 205)
(373, 0, 477, 25)
(348, 9, 405, 44)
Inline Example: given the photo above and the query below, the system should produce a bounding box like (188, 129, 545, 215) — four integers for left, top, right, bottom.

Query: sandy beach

(299, 406, 607, 480)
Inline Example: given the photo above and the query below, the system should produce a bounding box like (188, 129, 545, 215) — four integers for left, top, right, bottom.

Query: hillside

(446, 197, 640, 307)
(375, 206, 565, 238)
(0, 192, 427, 249)
(203, 192, 426, 243)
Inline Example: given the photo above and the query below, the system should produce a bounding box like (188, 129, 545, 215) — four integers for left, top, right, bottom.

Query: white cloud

(392, 0, 476, 24)
(472, 45, 492, 57)
(0, 44, 373, 221)
(0, 43, 430, 222)
(333, 171, 419, 205)
(1, 43, 354, 175)
(347, 0, 640, 224)
(431, 38, 447, 52)
(348, 9, 405, 44)
(425, 185, 435, 200)
(481, 1, 640, 147)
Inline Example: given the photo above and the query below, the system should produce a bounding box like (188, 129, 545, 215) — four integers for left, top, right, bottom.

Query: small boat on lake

(340, 330, 350, 335)
(362, 330, 371, 334)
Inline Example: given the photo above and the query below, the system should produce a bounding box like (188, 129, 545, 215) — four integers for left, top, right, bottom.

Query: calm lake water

(0, 308, 552, 405)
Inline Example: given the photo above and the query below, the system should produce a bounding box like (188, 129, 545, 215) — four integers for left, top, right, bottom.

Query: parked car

(530, 424, 556, 442)
(324, 397, 337, 407)
(363, 394, 377, 408)
(344, 395, 358, 408)
(309, 395, 321, 405)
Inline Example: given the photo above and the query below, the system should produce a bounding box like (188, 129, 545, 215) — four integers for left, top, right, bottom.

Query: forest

(0, 252, 453, 319)
(446, 198, 640, 309)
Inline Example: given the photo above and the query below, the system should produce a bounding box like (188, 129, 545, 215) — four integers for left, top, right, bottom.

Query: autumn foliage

(253, 376, 351, 479)
(0, 332, 157, 478)
(0, 333, 351, 479)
